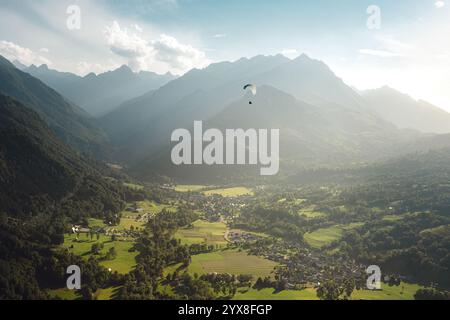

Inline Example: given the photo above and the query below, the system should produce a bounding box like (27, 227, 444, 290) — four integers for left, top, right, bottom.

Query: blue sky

(0, 0, 449, 110)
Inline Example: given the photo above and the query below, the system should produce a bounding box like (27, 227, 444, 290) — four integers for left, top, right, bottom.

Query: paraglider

(243, 84, 257, 104)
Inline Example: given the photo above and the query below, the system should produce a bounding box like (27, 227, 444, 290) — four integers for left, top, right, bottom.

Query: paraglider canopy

(243, 84, 257, 104)
(243, 84, 257, 96)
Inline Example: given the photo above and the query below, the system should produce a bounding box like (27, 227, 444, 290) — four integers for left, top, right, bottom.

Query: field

(88, 217, 144, 231)
(233, 281, 422, 300)
(233, 287, 318, 300)
(175, 185, 209, 192)
(48, 288, 81, 300)
(165, 250, 277, 278)
(137, 200, 178, 215)
(203, 187, 254, 197)
(351, 282, 423, 300)
(62, 233, 137, 274)
(298, 209, 326, 219)
(95, 286, 121, 300)
(175, 220, 227, 245)
(304, 223, 364, 248)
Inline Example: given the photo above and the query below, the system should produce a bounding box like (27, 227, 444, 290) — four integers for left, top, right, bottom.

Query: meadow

(350, 282, 424, 300)
(165, 249, 277, 279)
(175, 185, 209, 192)
(202, 187, 254, 197)
(298, 206, 327, 219)
(136, 200, 178, 215)
(233, 287, 318, 300)
(174, 220, 228, 246)
(62, 233, 137, 274)
(304, 222, 364, 248)
(233, 281, 423, 300)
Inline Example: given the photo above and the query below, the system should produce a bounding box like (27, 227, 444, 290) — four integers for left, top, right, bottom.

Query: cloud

(280, 49, 299, 59)
(358, 49, 404, 58)
(104, 21, 210, 74)
(104, 21, 151, 71)
(151, 34, 211, 72)
(0, 40, 51, 66)
(213, 33, 227, 38)
(39, 47, 49, 53)
(435, 1, 445, 9)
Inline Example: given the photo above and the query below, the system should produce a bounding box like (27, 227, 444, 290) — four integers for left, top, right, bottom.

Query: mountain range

(3, 53, 450, 182)
(362, 86, 450, 134)
(22, 64, 176, 117)
(96, 54, 450, 180)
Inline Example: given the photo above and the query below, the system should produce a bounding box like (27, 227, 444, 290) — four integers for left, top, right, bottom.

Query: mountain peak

(0, 55, 15, 68)
(295, 53, 312, 61)
(115, 64, 133, 73)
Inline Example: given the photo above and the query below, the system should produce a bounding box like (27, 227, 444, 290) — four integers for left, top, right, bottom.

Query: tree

(414, 288, 449, 300)
(107, 247, 117, 260)
(317, 281, 344, 300)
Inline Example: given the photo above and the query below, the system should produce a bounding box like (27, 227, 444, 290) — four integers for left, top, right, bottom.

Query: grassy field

(351, 282, 423, 300)
(165, 249, 277, 278)
(95, 286, 122, 300)
(175, 220, 227, 246)
(304, 222, 364, 248)
(234, 281, 422, 300)
(175, 185, 209, 192)
(233, 287, 318, 300)
(49, 281, 422, 300)
(203, 187, 253, 197)
(298, 210, 326, 219)
(137, 200, 178, 215)
(89, 217, 144, 231)
(62, 233, 137, 274)
(298, 205, 326, 219)
(48, 288, 81, 300)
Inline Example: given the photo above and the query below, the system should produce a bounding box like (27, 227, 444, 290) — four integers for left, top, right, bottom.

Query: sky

(0, 0, 449, 111)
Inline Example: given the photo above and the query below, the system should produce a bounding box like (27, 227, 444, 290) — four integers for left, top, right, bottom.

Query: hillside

(0, 55, 108, 157)
(363, 86, 450, 134)
(130, 86, 419, 182)
(0, 94, 123, 218)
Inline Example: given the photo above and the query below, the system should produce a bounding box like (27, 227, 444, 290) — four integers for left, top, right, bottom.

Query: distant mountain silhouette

(100, 54, 431, 169)
(130, 85, 428, 182)
(24, 64, 176, 116)
(363, 86, 450, 134)
(0, 55, 108, 157)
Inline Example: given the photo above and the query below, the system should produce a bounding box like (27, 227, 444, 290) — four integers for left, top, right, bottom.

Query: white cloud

(152, 34, 211, 73)
(358, 49, 404, 58)
(39, 47, 50, 53)
(435, 1, 445, 9)
(104, 21, 210, 74)
(0, 40, 51, 66)
(280, 49, 299, 59)
(213, 33, 227, 38)
(104, 21, 151, 72)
